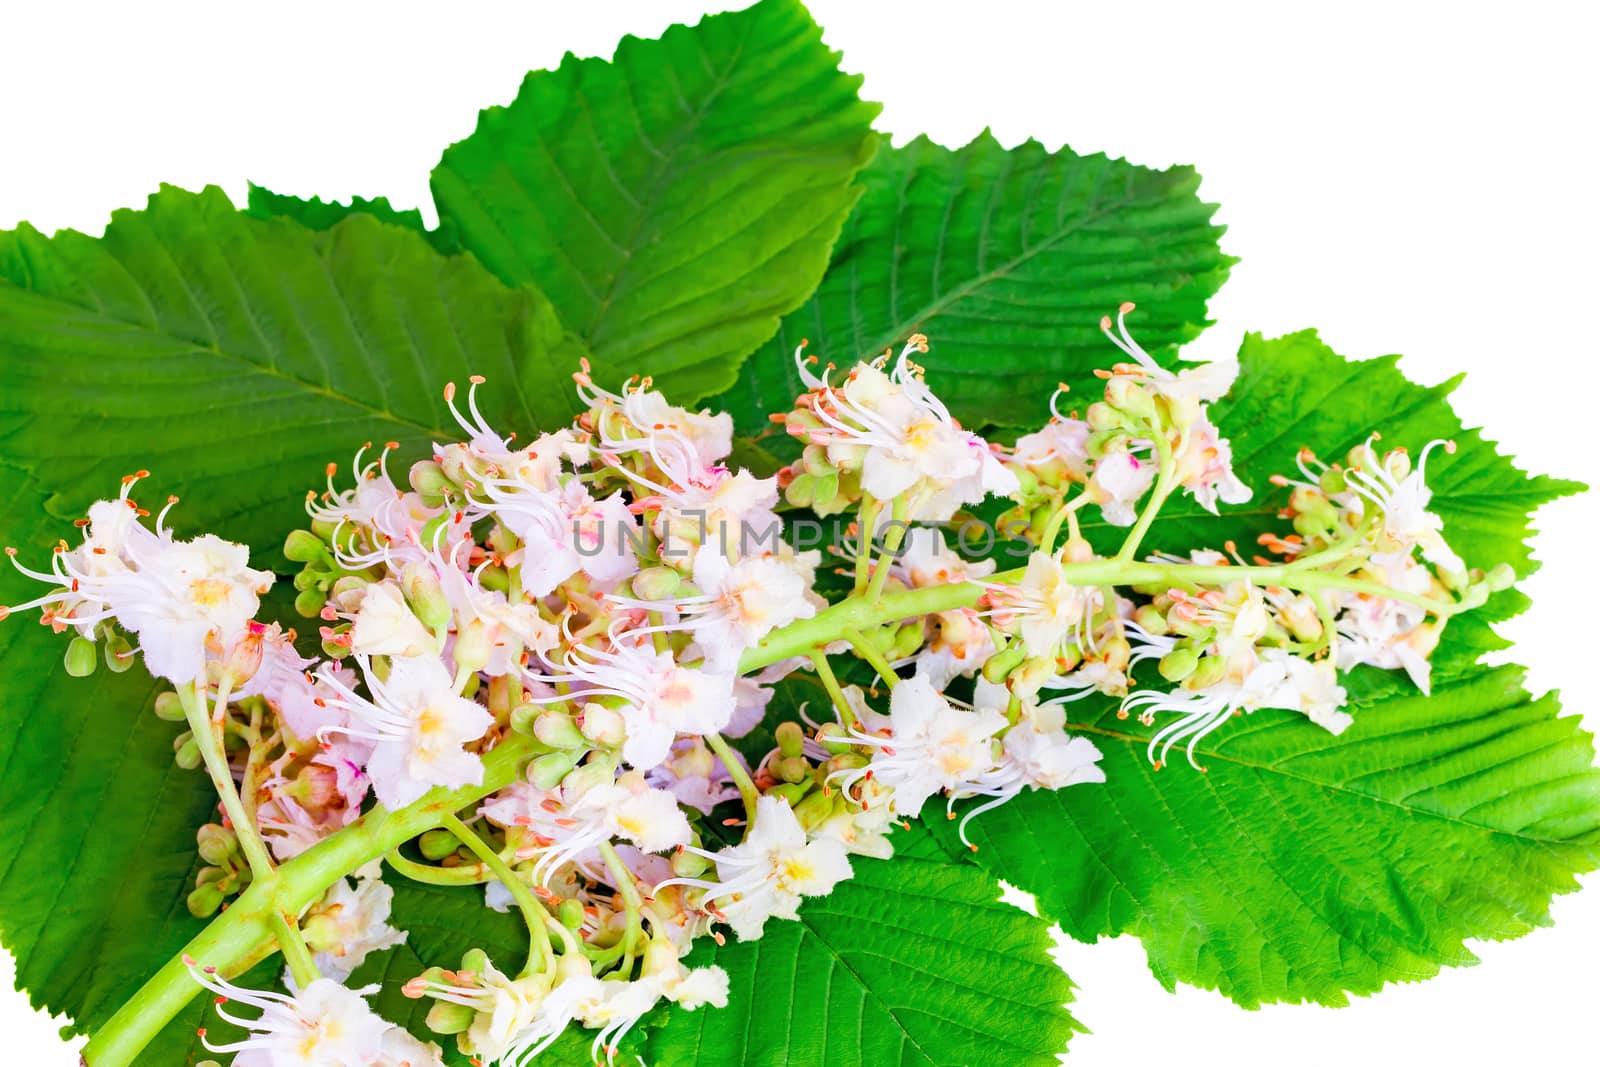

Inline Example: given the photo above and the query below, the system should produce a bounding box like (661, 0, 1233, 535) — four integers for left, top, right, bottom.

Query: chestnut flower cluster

(1, 306, 1505, 1066)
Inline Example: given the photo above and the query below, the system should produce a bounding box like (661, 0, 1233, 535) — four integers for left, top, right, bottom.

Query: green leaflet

(0, 471, 215, 1058)
(0, 184, 587, 558)
(934, 331, 1596, 1007)
(648, 849, 1081, 1067)
(710, 131, 1233, 434)
(432, 0, 880, 406)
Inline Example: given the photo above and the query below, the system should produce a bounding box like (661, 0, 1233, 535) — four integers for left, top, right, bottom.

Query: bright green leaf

(649, 849, 1081, 1066)
(431, 0, 881, 406)
(0, 184, 588, 556)
(937, 331, 1596, 1007)
(711, 131, 1233, 433)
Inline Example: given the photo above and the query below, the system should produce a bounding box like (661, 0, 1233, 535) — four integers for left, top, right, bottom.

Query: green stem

(270, 910, 320, 988)
(809, 652, 856, 728)
(844, 628, 899, 690)
(384, 849, 496, 885)
(177, 683, 275, 880)
(442, 812, 555, 977)
(852, 495, 880, 593)
(598, 842, 645, 976)
(704, 732, 757, 824)
(862, 496, 910, 602)
(1116, 432, 1178, 562)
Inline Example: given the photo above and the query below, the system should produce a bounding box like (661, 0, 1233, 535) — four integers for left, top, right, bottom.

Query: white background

(1, 1, 1596, 1063)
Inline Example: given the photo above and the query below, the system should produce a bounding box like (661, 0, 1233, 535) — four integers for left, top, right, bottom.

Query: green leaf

(0, 183, 587, 556)
(431, 0, 881, 406)
(245, 183, 423, 236)
(936, 331, 1597, 1007)
(0, 470, 217, 1056)
(648, 849, 1081, 1066)
(710, 131, 1233, 433)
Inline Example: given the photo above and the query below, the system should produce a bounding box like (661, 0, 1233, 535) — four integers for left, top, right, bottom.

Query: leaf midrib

(0, 282, 453, 440)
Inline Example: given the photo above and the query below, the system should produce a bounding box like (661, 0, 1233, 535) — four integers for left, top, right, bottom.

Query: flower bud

(892, 620, 927, 660)
(559, 897, 586, 929)
(775, 721, 806, 759)
(776, 755, 811, 785)
(1318, 467, 1348, 495)
(630, 566, 681, 602)
(982, 644, 1027, 683)
(196, 823, 238, 866)
(425, 1000, 476, 1036)
(283, 529, 329, 564)
(460, 948, 490, 974)
(765, 781, 809, 806)
(452, 619, 492, 676)
(533, 710, 587, 750)
(401, 564, 452, 632)
(1099, 635, 1131, 673)
(1158, 647, 1198, 683)
(1105, 377, 1156, 421)
(409, 460, 454, 505)
(222, 629, 265, 686)
(529, 750, 580, 790)
(816, 722, 853, 755)
(104, 633, 135, 673)
(670, 849, 710, 879)
(1485, 562, 1516, 592)
(793, 789, 834, 831)
(1186, 653, 1227, 690)
(186, 883, 225, 918)
(154, 691, 186, 721)
(64, 636, 98, 678)
(173, 733, 202, 770)
(419, 829, 460, 862)
(577, 703, 625, 747)
(508, 703, 541, 737)
(1085, 402, 1123, 433)
(294, 587, 328, 618)
(1133, 604, 1169, 636)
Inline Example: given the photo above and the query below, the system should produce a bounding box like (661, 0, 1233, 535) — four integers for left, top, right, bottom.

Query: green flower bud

(578, 703, 625, 747)
(283, 529, 328, 564)
(187, 883, 225, 918)
(1158, 647, 1199, 683)
(775, 721, 806, 759)
(817, 722, 853, 755)
(294, 587, 328, 618)
(104, 633, 135, 673)
(982, 644, 1028, 684)
(776, 755, 811, 785)
(1485, 562, 1516, 592)
(196, 823, 238, 866)
(801, 445, 835, 477)
(425, 1000, 476, 1036)
(529, 750, 580, 790)
(1318, 467, 1348, 495)
(478, 565, 511, 593)
(1085, 401, 1124, 433)
(670, 849, 710, 879)
(460, 947, 490, 974)
(419, 829, 460, 862)
(1186, 653, 1227, 690)
(1133, 604, 1169, 637)
(765, 781, 810, 807)
(64, 636, 99, 678)
(1106, 376, 1157, 421)
(409, 460, 454, 505)
(793, 789, 835, 831)
(533, 710, 587, 750)
(785, 472, 820, 508)
(402, 563, 453, 632)
(154, 691, 186, 721)
(630, 566, 681, 602)
(174, 734, 202, 770)
(559, 897, 586, 929)
(892, 620, 926, 660)
(453, 619, 492, 675)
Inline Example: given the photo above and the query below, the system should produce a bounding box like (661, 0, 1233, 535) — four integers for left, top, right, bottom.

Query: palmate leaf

(710, 131, 1233, 433)
(431, 0, 881, 406)
(648, 847, 1081, 1067)
(934, 331, 1597, 1007)
(0, 184, 587, 556)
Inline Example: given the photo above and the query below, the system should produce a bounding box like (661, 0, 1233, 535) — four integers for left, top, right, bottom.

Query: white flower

(985, 550, 1099, 659)
(319, 654, 492, 809)
(405, 957, 546, 1063)
(350, 582, 437, 658)
(1011, 416, 1092, 484)
(528, 641, 736, 770)
(186, 960, 392, 1066)
(831, 675, 1008, 818)
(890, 526, 995, 589)
(1087, 449, 1157, 527)
(1335, 551, 1441, 694)
(1173, 414, 1252, 514)
(1345, 437, 1464, 573)
(657, 796, 853, 941)
(575, 362, 732, 485)
(480, 774, 691, 886)
(300, 875, 408, 982)
(652, 468, 782, 559)
(1100, 302, 1239, 404)
(794, 339, 1016, 521)
(376, 1027, 445, 1067)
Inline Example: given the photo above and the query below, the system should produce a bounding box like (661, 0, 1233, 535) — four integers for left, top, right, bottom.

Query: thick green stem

(442, 812, 554, 977)
(862, 496, 911, 602)
(844, 628, 900, 690)
(704, 732, 758, 824)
